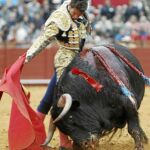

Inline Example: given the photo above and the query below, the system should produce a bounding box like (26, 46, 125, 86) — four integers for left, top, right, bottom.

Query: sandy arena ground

(0, 86, 150, 150)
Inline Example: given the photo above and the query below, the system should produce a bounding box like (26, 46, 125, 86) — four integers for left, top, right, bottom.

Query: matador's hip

(54, 47, 78, 80)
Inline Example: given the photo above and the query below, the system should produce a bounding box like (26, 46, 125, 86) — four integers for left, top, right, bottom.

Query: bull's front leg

(127, 110, 148, 150)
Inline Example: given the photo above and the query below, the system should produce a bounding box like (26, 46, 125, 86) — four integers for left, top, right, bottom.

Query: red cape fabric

(0, 53, 46, 150)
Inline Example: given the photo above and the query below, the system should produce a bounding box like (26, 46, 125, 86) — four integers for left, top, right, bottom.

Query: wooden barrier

(0, 47, 150, 80)
(131, 48, 150, 76)
(0, 46, 57, 79)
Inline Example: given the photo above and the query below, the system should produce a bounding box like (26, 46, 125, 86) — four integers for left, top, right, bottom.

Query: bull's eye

(68, 115, 73, 123)
(69, 115, 73, 119)
(111, 104, 115, 108)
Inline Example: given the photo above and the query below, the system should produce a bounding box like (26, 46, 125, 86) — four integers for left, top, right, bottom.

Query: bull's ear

(71, 100, 80, 111)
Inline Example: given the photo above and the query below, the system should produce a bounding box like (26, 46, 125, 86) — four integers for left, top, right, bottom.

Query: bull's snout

(76, 134, 99, 150)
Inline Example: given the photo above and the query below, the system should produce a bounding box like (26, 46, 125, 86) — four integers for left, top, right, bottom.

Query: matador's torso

(26, 1, 88, 79)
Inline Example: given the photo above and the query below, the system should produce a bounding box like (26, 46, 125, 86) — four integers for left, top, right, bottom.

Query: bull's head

(41, 94, 72, 146)
(43, 93, 101, 149)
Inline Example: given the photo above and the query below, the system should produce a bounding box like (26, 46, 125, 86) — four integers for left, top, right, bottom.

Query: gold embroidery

(26, 1, 87, 80)
(68, 31, 73, 35)
(45, 3, 71, 31)
(59, 41, 79, 50)
(74, 30, 79, 34)
(79, 23, 87, 39)
(26, 22, 59, 62)
(54, 48, 77, 79)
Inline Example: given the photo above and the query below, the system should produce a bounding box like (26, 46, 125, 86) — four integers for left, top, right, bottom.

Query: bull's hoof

(135, 144, 144, 150)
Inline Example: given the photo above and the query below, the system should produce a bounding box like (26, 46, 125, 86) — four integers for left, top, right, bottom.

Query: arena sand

(0, 86, 150, 150)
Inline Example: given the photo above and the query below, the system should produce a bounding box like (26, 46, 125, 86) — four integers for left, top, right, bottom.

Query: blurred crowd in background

(0, 0, 150, 48)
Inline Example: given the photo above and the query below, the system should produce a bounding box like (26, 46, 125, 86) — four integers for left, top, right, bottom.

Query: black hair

(70, 0, 88, 13)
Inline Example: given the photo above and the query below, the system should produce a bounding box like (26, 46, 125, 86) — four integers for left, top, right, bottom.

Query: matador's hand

(24, 54, 32, 64)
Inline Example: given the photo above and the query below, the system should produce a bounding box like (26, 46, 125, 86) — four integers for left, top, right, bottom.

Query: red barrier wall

(131, 48, 150, 76)
(0, 46, 57, 79)
(0, 47, 150, 79)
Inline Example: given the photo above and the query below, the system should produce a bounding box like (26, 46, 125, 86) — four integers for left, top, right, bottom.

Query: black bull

(48, 44, 148, 149)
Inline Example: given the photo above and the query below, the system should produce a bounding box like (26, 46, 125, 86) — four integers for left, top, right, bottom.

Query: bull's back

(84, 44, 145, 107)
(113, 44, 145, 106)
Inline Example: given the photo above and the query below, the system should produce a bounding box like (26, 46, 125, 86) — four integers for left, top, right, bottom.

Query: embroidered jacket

(26, 1, 88, 79)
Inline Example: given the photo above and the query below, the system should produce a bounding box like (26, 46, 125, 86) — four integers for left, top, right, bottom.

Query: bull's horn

(53, 93, 72, 123)
(41, 117, 56, 146)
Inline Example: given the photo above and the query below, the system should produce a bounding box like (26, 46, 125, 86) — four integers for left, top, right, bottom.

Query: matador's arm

(25, 22, 59, 63)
